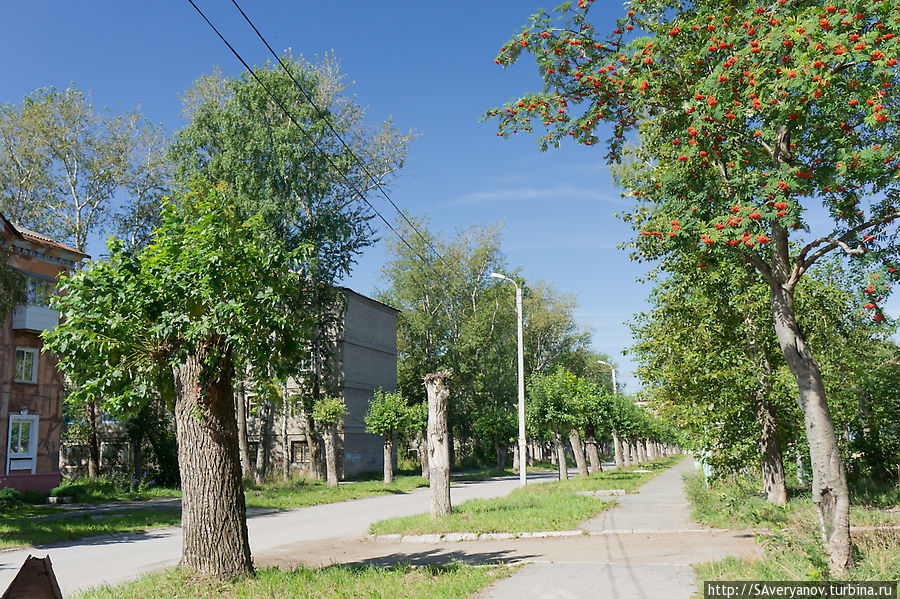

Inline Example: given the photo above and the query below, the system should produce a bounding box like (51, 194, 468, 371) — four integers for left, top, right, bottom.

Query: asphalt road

(0, 470, 561, 597)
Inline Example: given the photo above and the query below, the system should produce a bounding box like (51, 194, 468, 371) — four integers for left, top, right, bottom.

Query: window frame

(13, 347, 39, 384)
(7, 412, 40, 474)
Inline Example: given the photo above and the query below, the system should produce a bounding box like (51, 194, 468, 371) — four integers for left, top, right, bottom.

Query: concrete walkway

(257, 458, 761, 599)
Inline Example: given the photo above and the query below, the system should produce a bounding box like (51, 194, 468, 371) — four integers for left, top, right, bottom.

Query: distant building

(247, 287, 399, 478)
(0, 215, 87, 492)
(62, 286, 400, 481)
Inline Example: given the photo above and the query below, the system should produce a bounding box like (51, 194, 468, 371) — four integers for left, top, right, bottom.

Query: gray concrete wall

(338, 289, 398, 476)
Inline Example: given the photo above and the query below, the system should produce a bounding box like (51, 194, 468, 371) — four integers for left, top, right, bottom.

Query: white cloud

(449, 183, 627, 207)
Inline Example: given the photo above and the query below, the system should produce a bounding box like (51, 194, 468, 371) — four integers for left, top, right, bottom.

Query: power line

(228, 0, 456, 272)
(184, 0, 435, 267)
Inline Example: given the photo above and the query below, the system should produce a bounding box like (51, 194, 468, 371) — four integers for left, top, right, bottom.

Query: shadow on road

(341, 547, 538, 568)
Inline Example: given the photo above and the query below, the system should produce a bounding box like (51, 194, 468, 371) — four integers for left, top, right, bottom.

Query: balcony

(11, 305, 59, 332)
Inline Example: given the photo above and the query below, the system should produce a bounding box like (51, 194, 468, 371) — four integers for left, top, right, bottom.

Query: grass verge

(73, 563, 512, 599)
(243, 475, 428, 509)
(687, 472, 900, 581)
(0, 506, 181, 550)
(369, 455, 682, 536)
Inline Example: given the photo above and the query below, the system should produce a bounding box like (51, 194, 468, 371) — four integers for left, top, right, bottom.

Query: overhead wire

(184, 0, 435, 267)
(228, 0, 454, 273)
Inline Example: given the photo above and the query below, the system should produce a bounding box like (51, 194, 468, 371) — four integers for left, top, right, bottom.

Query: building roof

(339, 287, 400, 314)
(1, 213, 88, 258)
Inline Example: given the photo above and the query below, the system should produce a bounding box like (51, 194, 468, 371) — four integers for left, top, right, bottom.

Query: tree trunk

(383, 430, 394, 484)
(425, 371, 451, 518)
(623, 440, 633, 467)
(281, 384, 290, 481)
(613, 434, 625, 469)
(512, 440, 519, 473)
(323, 423, 339, 488)
(770, 282, 851, 572)
(86, 398, 100, 478)
(255, 398, 272, 485)
(550, 422, 568, 481)
(569, 429, 589, 477)
(236, 378, 252, 479)
(303, 413, 324, 481)
(758, 399, 788, 505)
(416, 428, 429, 479)
(584, 423, 602, 473)
(745, 306, 788, 505)
(493, 435, 506, 471)
(172, 342, 252, 579)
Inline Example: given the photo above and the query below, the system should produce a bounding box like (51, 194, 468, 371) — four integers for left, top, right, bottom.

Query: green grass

(369, 456, 682, 536)
(0, 506, 181, 550)
(243, 475, 428, 510)
(49, 477, 181, 503)
(687, 472, 900, 582)
(73, 563, 512, 599)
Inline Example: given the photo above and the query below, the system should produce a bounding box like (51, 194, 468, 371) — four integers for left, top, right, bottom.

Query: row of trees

(25, 53, 415, 581)
(376, 216, 624, 471)
(489, 0, 900, 573)
(527, 366, 678, 480)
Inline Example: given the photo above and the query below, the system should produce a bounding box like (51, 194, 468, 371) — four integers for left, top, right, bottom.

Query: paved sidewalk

(255, 458, 761, 599)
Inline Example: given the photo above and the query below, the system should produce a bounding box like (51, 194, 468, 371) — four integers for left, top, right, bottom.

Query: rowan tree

(488, 0, 900, 572)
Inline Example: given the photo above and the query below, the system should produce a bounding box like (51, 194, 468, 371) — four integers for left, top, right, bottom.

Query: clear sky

(3, 2, 896, 392)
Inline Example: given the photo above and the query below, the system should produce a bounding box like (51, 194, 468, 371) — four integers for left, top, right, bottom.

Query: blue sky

(3, 2, 896, 391)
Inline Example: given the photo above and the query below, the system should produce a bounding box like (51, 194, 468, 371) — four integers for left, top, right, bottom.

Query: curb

(367, 528, 720, 544)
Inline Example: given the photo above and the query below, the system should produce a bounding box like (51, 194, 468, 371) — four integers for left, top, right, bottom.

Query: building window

(7, 412, 39, 474)
(25, 276, 54, 307)
(14, 347, 38, 383)
(291, 440, 309, 463)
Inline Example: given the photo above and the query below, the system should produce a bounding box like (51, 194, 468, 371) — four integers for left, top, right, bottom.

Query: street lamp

(597, 360, 617, 395)
(491, 272, 527, 487)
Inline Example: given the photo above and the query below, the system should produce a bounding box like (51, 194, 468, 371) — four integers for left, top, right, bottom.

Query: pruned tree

(425, 371, 452, 517)
(312, 394, 347, 488)
(45, 183, 311, 580)
(364, 389, 409, 484)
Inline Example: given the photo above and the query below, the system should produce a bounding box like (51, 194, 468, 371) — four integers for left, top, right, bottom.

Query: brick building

(0, 215, 86, 491)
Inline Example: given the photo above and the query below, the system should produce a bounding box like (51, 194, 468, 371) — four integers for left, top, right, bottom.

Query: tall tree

(489, 0, 900, 571)
(172, 54, 415, 474)
(0, 86, 167, 251)
(45, 183, 311, 580)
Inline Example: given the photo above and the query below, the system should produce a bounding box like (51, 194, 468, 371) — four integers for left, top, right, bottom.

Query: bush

(0, 487, 24, 504)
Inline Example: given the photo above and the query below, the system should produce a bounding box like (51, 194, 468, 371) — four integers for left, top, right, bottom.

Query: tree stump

(425, 371, 452, 518)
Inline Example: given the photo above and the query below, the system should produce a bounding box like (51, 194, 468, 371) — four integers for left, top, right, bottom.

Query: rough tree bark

(323, 423, 339, 488)
(416, 428, 429, 479)
(613, 434, 625, 469)
(255, 398, 272, 485)
(235, 378, 252, 479)
(281, 383, 290, 481)
(550, 423, 568, 481)
(303, 413, 325, 481)
(382, 429, 394, 484)
(425, 371, 451, 518)
(584, 423, 602, 473)
(512, 440, 520, 473)
(769, 280, 851, 571)
(745, 296, 788, 506)
(569, 429, 589, 477)
(86, 399, 100, 478)
(493, 435, 507, 471)
(172, 341, 252, 579)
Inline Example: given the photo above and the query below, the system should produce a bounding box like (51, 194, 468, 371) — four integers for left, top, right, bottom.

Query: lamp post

(598, 360, 622, 468)
(597, 360, 617, 395)
(491, 272, 527, 487)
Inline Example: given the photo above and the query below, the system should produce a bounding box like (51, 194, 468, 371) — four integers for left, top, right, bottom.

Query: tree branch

(796, 211, 900, 274)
